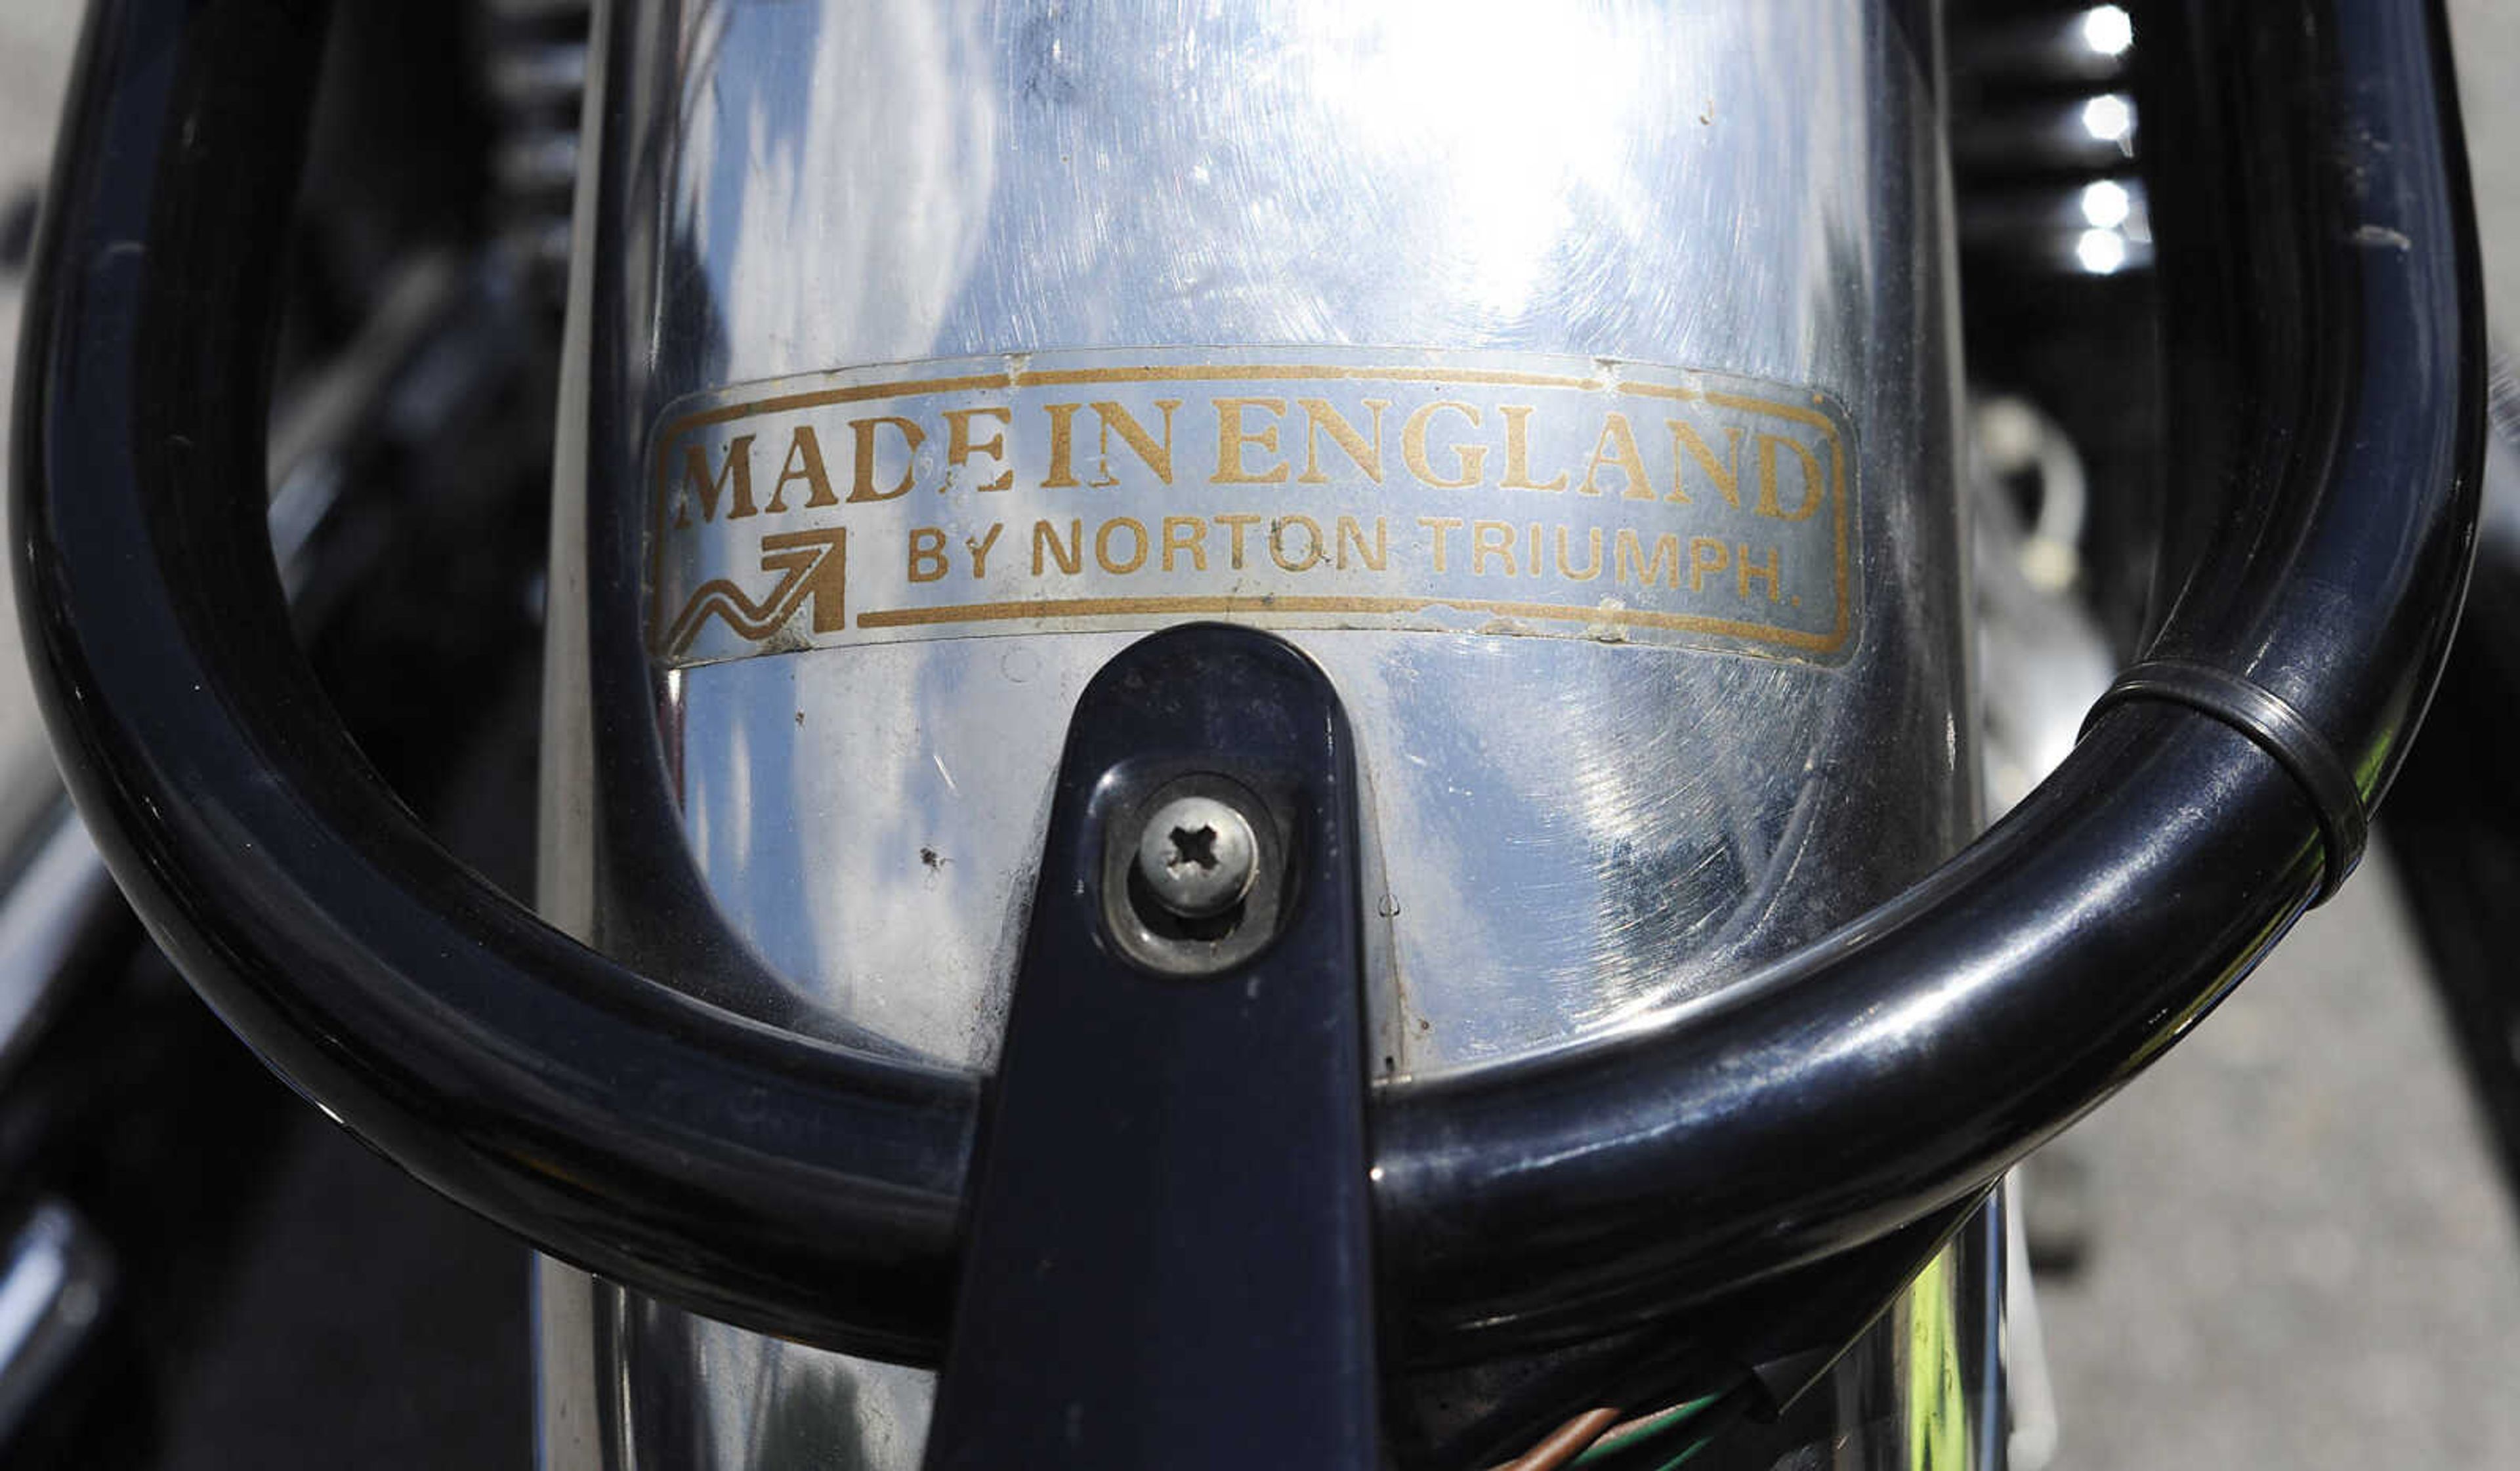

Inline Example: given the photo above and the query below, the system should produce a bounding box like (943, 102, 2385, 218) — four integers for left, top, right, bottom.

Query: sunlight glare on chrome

(2080, 5, 2133, 58)
(1298, 0, 1643, 314)
(2081, 93, 2134, 145)
(2075, 228, 2128, 276)
(2079, 180, 2132, 231)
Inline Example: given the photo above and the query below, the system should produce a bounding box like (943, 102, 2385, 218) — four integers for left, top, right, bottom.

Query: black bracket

(922, 625, 1380, 1470)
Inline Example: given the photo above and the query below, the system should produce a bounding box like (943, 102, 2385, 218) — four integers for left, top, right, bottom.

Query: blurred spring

(476, 0, 591, 301)
(1948, 2, 2154, 278)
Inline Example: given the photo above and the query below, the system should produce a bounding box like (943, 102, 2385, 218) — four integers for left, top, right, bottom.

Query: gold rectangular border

(646, 360, 1855, 659)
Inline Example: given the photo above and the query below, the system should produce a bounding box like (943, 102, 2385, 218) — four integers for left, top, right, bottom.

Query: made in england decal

(644, 348, 1858, 668)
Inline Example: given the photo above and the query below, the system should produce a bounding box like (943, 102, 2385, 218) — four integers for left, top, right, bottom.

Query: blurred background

(0, 3, 2517, 1468)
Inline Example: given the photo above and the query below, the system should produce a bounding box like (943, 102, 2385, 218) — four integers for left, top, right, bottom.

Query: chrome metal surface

(549, 0, 1970, 1076)
(539, 0, 1969, 1462)
(1686, 1195, 2008, 1469)
(536, 1245, 2008, 1471)
(1790, 1196, 2008, 1470)
(538, 1262, 933, 1471)
(1898, 1193, 2010, 1471)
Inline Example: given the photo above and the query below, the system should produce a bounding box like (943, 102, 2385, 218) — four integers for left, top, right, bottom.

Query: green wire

(1645, 1382, 1757, 1471)
(1641, 1430, 1721, 1471)
(1568, 1378, 1757, 1471)
(1568, 1393, 1717, 1466)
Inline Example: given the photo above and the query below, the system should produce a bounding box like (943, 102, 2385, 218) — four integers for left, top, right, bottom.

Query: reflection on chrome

(2080, 4, 2133, 59)
(2076, 227, 2130, 275)
(2080, 179, 2132, 231)
(2081, 92, 2135, 146)
(538, 1, 1978, 1466)
(561, 0, 1967, 1080)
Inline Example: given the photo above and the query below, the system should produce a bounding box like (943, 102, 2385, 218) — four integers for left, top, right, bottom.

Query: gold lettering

(1214, 398, 1290, 484)
(1668, 421, 1745, 507)
(1754, 433, 1825, 521)
(942, 407, 1013, 493)
(1096, 517, 1149, 573)
(1555, 526, 1604, 581)
(1616, 529, 1684, 589)
(845, 416, 925, 503)
(674, 435, 757, 526)
(1687, 537, 1729, 592)
(1041, 403, 1084, 488)
(1089, 400, 1181, 487)
(1417, 515, 1465, 572)
(1216, 513, 1263, 569)
(1033, 518, 1083, 575)
(1334, 515, 1387, 571)
(1402, 404, 1486, 489)
(1297, 398, 1389, 484)
(1270, 516, 1325, 572)
(767, 426, 835, 512)
(1162, 516, 1209, 571)
(1473, 520, 1519, 577)
(965, 522, 1003, 579)
(1737, 544, 1782, 601)
(1500, 406, 1568, 491)
(1578, 413, 1653, 499)
(908, 528, 948, 583)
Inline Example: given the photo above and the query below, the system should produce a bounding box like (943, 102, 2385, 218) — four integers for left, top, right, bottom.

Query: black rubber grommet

(2083, 659, 2368, 903)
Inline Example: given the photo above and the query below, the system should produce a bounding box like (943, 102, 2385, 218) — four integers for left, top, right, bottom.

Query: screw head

(1133, 795, 1259, 919)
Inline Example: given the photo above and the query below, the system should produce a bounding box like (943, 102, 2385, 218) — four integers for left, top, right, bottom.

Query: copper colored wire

(1492, 1406, 1624, 1471)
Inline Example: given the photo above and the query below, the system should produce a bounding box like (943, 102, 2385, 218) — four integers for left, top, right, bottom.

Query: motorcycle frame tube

(12, 0, 976, 1359)
(1377, 0, 2483, 1352)
(9, 0, 2481, 1369)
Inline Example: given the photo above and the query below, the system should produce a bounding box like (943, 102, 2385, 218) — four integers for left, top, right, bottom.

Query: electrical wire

(1479, 1356, 1765, 1471)
(1493, 1407, 1624, 1471)
(1559, 1378, 1759, 1471)
(1567, 1394, 1718, 1465)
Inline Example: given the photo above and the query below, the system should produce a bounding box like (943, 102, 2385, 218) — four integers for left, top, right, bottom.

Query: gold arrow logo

(659, 526, 847, 658)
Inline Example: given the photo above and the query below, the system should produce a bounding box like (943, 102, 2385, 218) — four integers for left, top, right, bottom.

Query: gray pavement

(2459, 0, 2520, 325)
(0, 8, 75, 772)
(0, 5, 2515, 1468)
(2029, 9, 2520, 1467)
(2038, 856, 2520, 1468)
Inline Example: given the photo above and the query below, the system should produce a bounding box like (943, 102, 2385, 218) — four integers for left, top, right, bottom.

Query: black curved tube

(1374, 0, 2483, 1352)
(11, 0, 2479, 1363)
(10, 0, 975, 1359)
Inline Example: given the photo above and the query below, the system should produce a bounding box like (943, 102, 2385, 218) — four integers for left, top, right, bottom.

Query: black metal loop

(1370, 0, 2484, 1354)
(2086, 660, 2369, 902)
(11, 0, 975, 1359)
(11, 0, 2484, 1363)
